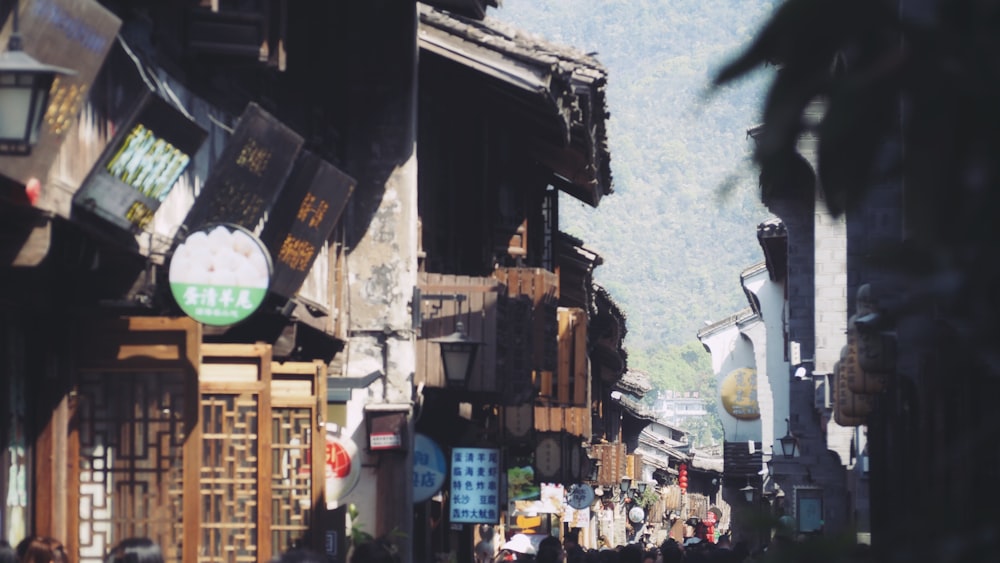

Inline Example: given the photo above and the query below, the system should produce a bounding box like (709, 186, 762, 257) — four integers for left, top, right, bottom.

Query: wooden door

(73, 317, 202, 563)
(198, 344, 325, 562)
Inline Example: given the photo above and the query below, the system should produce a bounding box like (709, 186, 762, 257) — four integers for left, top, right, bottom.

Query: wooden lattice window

(198, 345, 325, 562)
(270, 407, 314, 552)
(68, 322, 323, 563)
(76, 371, 189, 563)
(200, 392, 261, 562)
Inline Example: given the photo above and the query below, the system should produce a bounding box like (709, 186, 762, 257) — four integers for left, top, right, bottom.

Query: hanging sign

(566, 484, 595, 510)
(74, 92, 206, 231)
(181, 102, 303, 232)
(450, 447, 500, 524)
(720, 367, 760, 420)
(168, 223, 271, 326)
(325, 426, 361, 507)
(628, 506, 646, 524)
(413, 434, 447, 503)
(538, 483, 565, 514)
(258, 150, 355, 298)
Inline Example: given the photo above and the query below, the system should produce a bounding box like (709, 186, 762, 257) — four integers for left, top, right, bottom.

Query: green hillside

(492, 1, 778, 444)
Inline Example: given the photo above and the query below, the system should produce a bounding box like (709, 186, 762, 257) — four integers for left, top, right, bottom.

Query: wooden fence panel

(416, 272, 500, 391)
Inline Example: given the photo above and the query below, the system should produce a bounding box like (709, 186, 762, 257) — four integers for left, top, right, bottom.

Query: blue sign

(450, 447, 500, 524)
(413, 433, 447, 503)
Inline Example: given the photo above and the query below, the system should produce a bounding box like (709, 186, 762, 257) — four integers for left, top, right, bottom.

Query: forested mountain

(489, 0, 778, 443)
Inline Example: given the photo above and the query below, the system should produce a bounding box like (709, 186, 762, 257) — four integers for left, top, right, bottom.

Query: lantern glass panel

(0, 75, 33, 140)
(441, 341, 475, 385)
(620, 476, 632, 493)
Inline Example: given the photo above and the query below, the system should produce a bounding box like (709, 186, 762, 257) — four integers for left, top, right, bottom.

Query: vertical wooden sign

(180, 102, 303, 233)
(258, 151, 355, 299)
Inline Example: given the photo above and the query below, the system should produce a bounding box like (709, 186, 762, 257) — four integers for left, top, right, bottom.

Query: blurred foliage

(712, 0, 1000, 374)
(710, 0, 1000, 559)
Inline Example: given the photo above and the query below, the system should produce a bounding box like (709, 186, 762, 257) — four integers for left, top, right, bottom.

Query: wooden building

(2, 1, 625, 562)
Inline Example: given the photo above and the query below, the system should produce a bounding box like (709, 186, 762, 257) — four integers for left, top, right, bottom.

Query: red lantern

(678, 463, 688, 490)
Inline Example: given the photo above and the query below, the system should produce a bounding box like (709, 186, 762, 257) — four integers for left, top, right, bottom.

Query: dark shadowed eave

(556, 231, 603, 310)
(417, 3, 613, 206)
(756, 218, 787, 282)
(421, 0, 499, 20)
(591, 284, 628, 384)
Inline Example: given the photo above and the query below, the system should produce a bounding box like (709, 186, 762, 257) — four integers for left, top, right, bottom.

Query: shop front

(2, 316, 329, 562)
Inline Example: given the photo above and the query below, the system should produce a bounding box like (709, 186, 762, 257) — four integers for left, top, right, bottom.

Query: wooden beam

(557, 308, 571, 404)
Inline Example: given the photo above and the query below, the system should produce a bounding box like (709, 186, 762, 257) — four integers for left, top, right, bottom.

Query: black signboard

(181, 102, 304, 232)
(73, 91, 207, 231)
(259, 151, 355, 298)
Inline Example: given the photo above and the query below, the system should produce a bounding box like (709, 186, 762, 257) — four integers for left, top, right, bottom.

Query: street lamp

(620, 475, 632, 494)
(0, 3, 75, 155)
(430, 321, 481, 388)
(637, 481, 648, 495)
(779, 418, 800, 458)
(740, 482, 756, 503)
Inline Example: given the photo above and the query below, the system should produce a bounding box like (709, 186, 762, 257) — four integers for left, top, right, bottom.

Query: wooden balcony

(417, 269, 592, 439)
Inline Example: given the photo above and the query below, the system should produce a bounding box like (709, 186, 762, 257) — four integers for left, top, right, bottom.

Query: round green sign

(168, 224, 271, 326)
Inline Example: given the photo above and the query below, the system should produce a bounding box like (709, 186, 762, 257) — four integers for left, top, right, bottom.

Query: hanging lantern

(846, 317, 887, 394)
(833, 357, 871, 426)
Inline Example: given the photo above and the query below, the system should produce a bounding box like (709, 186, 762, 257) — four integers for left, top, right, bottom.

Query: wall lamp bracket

(412, 286, 467, 332)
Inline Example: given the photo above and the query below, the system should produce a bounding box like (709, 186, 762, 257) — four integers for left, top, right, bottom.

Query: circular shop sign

(628, 506, 646, 524)
(325, 426, 361, 506)
(720, 367, 760, 420)
(168, 224, 272, 326)
(567, 484, 595, 510)
(413, 433, 447, 503)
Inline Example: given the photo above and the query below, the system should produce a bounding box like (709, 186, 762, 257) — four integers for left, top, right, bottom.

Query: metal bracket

(411, 286, 467, 332)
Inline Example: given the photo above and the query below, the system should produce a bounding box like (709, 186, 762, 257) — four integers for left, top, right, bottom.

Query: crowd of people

(0, 536, 165, 563)
(494, 529, 748, 563)
(0, 535, 399, 563)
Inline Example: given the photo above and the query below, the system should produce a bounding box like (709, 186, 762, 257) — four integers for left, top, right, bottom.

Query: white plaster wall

(739, 319, 771, 454)
(814, 207, 853, 462)
(322, 387, 383, 537)
(700, 321, 762, 443)
(744, 269, 790, 457)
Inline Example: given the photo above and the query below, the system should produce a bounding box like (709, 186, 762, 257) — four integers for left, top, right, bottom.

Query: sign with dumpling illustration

(168, 224, 272, 325)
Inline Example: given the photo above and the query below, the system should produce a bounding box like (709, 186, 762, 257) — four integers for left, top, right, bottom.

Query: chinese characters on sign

(259, 151, 355, 298)
(450, 447, 500, 524)
(181, 103, 304, 233)
(413, 434, 447, 504)
(168, 224, 271, 326)
(73, 92, 206, 231)
(0, 0, 121, 185)
(720, 367, 760, 420)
